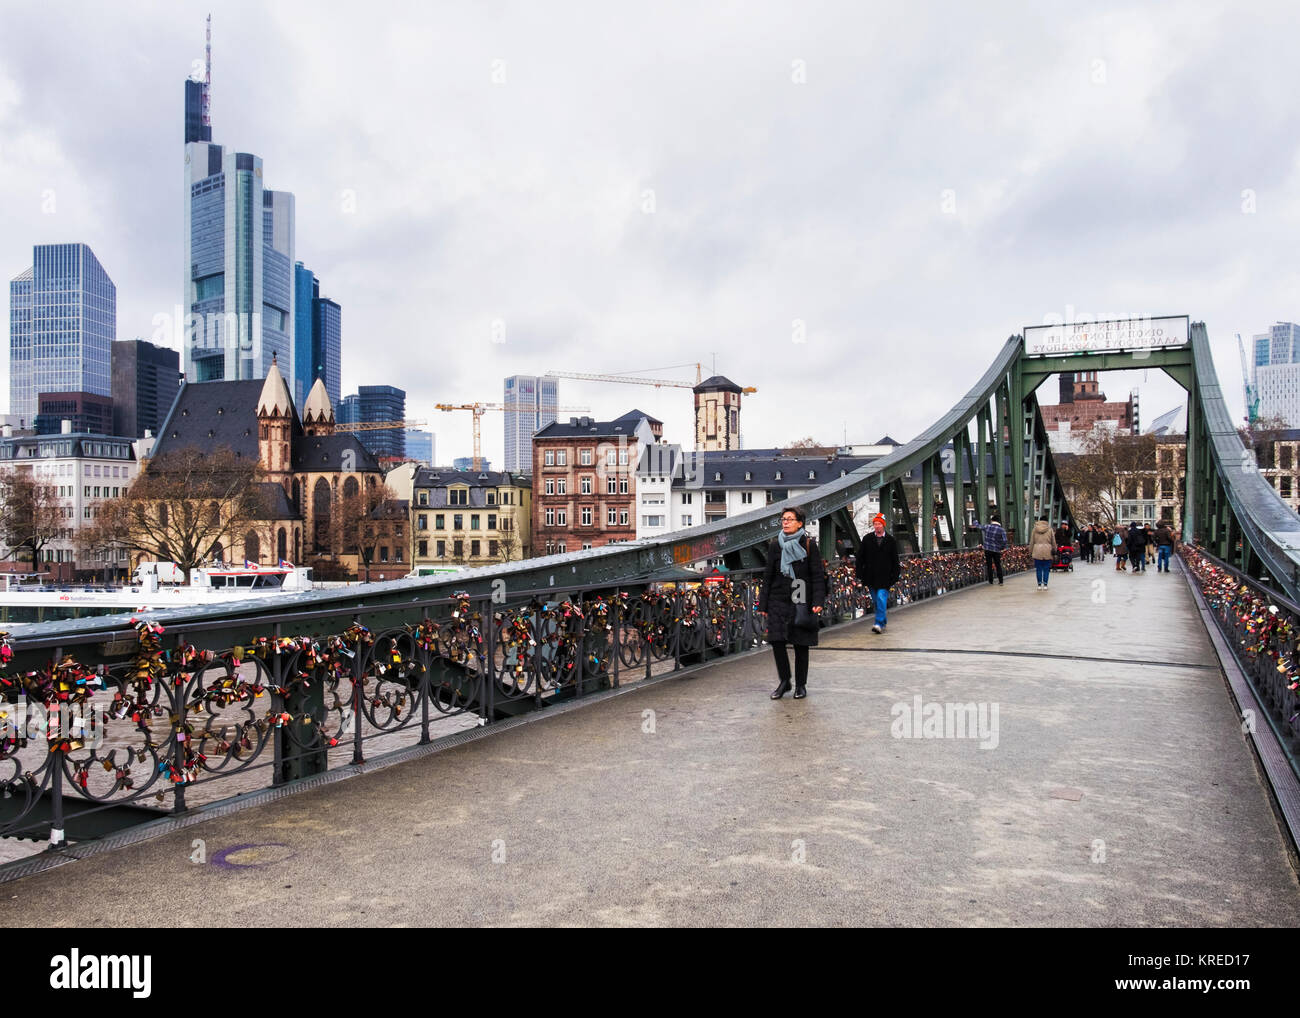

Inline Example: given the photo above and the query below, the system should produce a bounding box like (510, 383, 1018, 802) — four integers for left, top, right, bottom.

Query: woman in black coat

(758, 505, 827, 700)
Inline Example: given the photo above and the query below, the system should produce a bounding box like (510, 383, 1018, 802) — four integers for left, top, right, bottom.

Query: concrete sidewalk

(2, 560, 1297, 926)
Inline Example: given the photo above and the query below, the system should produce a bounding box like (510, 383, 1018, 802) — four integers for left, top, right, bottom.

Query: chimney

(144, 428, 153, 439)
(61, 419, 73, 435)
(1, 426, 10, 438)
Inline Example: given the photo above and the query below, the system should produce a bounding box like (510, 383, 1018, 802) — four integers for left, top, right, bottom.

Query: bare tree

(783, 436, 837, 455)
(0, 471, 66, 568)
(102, 446, 268, 577)
(1056, 431, 1156, 528)
(337, 482, 404, 581)
(496, 513, 518, 563)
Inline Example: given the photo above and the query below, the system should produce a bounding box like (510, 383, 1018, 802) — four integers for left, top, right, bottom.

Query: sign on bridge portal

(1023, 315, 1189, 357)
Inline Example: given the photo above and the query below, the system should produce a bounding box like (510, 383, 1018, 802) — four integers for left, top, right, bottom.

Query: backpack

(1112, 534, 1122, 547)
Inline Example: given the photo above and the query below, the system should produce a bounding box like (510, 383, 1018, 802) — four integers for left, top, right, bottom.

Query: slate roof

(676, 454, 876, 490)
(413, 468, 523, 488)
(150, 379, 379, 474)
(614, 408, 662, 425)
(535, 413, 653, 439)
(253, 482, 301, 520)
(151, 380, 270, 461)
(693, 375, 743, 394)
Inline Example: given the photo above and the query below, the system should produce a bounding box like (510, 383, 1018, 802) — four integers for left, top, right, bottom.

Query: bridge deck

(3, 559, 1298, 926)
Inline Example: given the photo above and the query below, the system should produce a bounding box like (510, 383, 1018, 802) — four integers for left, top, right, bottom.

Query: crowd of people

(758, 506, 1180, 699)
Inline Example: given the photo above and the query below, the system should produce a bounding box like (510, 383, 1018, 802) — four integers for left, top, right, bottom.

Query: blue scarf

(777, 527, 807, 578)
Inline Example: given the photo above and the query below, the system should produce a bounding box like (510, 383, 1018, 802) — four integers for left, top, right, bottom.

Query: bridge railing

(0, 545, 1029, 850)
(1181, 545, 1300, 780)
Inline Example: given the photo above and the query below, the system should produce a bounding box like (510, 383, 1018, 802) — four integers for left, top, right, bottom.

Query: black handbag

(793, 603, 818, 630)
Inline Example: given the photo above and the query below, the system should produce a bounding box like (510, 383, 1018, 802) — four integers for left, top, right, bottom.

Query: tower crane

(334, 418, 428, 433)
(1237, 334, 1260, 428)
(545, 366, 757, 394)
(435, 402, 589, 471)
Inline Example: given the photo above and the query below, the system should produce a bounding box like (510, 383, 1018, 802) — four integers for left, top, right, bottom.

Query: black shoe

(771, 679, 792, 700)
(998, 579, 1003, 585)
(793, 686, 807, 699)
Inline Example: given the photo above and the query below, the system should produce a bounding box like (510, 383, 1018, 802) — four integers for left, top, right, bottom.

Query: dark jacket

(759, 534, 827, 647)
(855, 531, 901, 590)
(1155, 525, 1175, 548)
(1127, 526, 1148, 552)
(1055, 525, 1072, 548)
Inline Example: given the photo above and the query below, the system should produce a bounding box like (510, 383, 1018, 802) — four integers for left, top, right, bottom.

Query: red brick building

(531, 411, 662, 554)
(1041, 372, 1137, 452)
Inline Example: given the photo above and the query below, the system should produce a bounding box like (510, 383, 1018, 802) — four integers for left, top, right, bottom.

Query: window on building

(581, 506, 592, 526)
(546, 508, 555, 526)
(581, 449, 593, 465)
(682, 514, 693, 526)
(714, 471, 721, 481)
(1284, 447, 1294, 471)
(774, 470, 782, 481)
(607, 508, 617, 525)
(558, 542, 566, 552)
(454, 540, 464, 557)
(453, 513, 463, 529)
(744, 471, 752, 481)
(489, 540, 498, 556)
(557, 509, 567, 526)
(418, 540, 428, 557)
(435, 514, 445, 530)
(557, 479, 567, 495)
(417, 514, 427, 530)
(556, 450, 567, 466)
(619, 510, 628, 526)
(487, 491, 496, 504)
(619, 478, 628, 494)
(642, 515, 664, 527)
(436, 540, 446, 557)
(606, 449, 617, 466)
(488, 514, 497, 530)
(545, 479, 554, 495)
(395, 547, 403, 562)
(619, 449, 629, 466)
(545, 450, 555, 466)
(681, 492, 692, 504)
(471, 514, 481, 530)
(741, 492, 753, 504)
(607, 477, 617, 494)
(471, 540, 481, 557)
(449, 488, 468, 505)
(380, 546, 389, 563)
(1284, 477, 1293, 498)
(581, 476, 592, 494)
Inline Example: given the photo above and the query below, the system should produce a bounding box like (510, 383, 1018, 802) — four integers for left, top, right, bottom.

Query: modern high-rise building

(112, 339, 182, 438)
(1251, 322, 1300, 426)
(181, 26, 295, 388)
(9, 244, 116, 425)
(339, 385, 406, 460)
(503, 374, 558, 472)
(292, 262, 343, 412)
(405, 429, 435, 465)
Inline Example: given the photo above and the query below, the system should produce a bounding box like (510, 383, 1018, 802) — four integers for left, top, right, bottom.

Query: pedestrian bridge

(1, 555, 1295, 925)
(2, 318, 1300, 923)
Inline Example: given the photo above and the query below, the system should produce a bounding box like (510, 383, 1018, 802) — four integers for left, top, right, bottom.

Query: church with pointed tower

(144, 357, 396, 575)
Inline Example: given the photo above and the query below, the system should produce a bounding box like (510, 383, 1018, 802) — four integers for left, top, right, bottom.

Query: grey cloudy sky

(2, 0, 1296, 464)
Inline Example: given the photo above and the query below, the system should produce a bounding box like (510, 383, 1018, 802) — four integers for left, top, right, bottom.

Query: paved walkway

(3, 559, 1298, 926)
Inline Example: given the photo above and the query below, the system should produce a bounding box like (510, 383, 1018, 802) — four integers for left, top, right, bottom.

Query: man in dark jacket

(971, 516, 1008, 584)
(1127, 521, 1148, 572)
(855, 513, 901, 633)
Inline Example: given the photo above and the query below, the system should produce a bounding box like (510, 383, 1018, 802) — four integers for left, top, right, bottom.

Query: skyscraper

(112, 339, 182, 438)
(9, 244, 116, 425)
(1251, 322, 1300, 426)
(292, 262, 343, 412)
(182, 22, 295, 387)
(503, 374, 557, 472)
(339, 386, 406, 460)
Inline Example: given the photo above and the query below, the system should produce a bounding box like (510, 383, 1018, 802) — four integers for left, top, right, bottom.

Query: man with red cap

(855, 512, 901, 634)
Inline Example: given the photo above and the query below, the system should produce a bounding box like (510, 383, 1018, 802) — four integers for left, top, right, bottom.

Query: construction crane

(1237, 334, 1260, 428)
(545, 367, 757, 394)
(435, 402, 589, 471)
(334, 418, 428, 433)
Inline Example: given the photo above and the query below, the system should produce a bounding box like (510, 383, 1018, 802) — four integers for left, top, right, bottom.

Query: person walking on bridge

(855, 513, 901, 634)
(1154, 521, 1176, 573)
(1127, 521, 1148, 573)
(759, 506, 826, 700)
(971, 516, 1008, 585)
(1030, 516, 1057, 588)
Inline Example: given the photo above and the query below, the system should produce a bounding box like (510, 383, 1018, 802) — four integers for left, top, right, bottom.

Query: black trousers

(985, 550, 1003, 582)
(771, 641, 809, 687)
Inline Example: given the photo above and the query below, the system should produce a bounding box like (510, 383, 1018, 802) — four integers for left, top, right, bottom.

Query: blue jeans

(1157, 545, 1171, 571)
(1035, 559, 1051, 584)
(870, 588, 889, 626)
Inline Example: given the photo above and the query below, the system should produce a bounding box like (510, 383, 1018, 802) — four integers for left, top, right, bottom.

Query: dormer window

(774, 470, 782, 481)
(744, 471, 751, 481)
(714, 472, 722, 482)
(808, 470, 816, 480)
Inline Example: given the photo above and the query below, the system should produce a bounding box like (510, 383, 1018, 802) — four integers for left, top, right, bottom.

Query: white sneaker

(871, 624, 882, 634)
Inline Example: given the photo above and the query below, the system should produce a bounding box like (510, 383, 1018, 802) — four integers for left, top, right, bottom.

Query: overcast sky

(2, 0, 1295, 465)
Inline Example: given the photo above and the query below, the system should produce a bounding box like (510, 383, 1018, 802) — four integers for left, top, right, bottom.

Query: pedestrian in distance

(1030, 516, 1057, 588)
(1113, 526, 1126, 571)
(758, 505, 826, 700)
(1127, 521, 1148, 573)
(855, 512, 901, 634)
(1154, 520, 1176, 572)
(970, 515, 1008, 584)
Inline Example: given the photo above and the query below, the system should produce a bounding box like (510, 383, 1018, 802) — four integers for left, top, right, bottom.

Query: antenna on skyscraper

(202, 14, 212, 129)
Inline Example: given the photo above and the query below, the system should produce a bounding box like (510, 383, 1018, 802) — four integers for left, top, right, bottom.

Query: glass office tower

(503, 374, 557, 472)
(9, 244, 116, 424)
